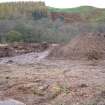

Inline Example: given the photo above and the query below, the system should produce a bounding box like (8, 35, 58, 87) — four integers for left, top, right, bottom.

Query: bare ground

(0, 52, 105, 105)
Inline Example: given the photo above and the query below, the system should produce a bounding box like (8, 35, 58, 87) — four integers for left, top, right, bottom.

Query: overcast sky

(0, 0, 105, 8)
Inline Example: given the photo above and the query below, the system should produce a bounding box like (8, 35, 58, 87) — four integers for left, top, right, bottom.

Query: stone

(0, 99, 26, 105)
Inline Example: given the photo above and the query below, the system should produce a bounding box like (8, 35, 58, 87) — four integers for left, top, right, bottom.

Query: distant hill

(48, 6, 105, 22)
(48, 6, 96, 13)
(0, 2, 105, 22)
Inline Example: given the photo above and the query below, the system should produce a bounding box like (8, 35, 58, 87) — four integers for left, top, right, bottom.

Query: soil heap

(49, 33, 105, 60)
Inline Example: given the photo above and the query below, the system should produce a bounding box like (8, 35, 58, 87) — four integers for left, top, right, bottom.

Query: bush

(6, 30, 23, 42)
(14, 23, 41, 42)
(1, 18, 105, 43)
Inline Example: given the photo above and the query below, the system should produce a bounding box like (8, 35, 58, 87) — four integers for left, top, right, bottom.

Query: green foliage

(48, 6, 96, 13)
(6, 30, 23, 42)
(14, 23, 41, 42)
(1, 2, 105, 43)
(1, 18, 105, 43)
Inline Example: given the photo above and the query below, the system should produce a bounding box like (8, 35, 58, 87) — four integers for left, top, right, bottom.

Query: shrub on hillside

(6, 30, 23, 42)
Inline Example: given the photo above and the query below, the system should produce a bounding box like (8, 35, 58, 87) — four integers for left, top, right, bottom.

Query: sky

(0, 0, 105, 8)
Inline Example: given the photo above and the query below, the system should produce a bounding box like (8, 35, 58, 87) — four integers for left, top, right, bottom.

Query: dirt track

(0, 52, 105, 105)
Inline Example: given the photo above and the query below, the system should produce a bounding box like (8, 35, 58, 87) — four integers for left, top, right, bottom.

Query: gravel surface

(0, 50, 50, 64)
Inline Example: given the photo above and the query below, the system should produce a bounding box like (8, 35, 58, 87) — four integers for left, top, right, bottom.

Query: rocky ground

(0, 50, 105, 105)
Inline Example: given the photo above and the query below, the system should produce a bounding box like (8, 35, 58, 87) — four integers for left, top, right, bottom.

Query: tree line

(0, 1, 48, 19)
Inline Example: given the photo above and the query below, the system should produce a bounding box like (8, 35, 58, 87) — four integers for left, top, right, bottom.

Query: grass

(48, 6, 97, 13)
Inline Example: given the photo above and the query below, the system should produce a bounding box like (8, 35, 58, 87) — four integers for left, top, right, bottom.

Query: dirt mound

(49, 33, 105, 60)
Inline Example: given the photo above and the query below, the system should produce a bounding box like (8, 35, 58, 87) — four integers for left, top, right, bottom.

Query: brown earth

(0, 43, 104, 105)
(49, 33, 105, 60)
(0, 33, 105, 104)
(49, 12, 84, 23)
(0, 58, 105, 105)
(0, 42, 49, 58)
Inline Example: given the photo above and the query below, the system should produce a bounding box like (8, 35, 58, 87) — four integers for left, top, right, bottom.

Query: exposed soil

(0, 39, 105, 105)
(0, 51, 105, 105)
(0, 43, 49, 58)
(49, 33, 105, 60)
(49, 12, 84, 23)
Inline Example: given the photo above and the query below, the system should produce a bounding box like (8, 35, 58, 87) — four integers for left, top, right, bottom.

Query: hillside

(0, 3, 105, 43)
(0, 2, 105, 22)
(48, 6, 105, 22)
(48, 6, 97, 13)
